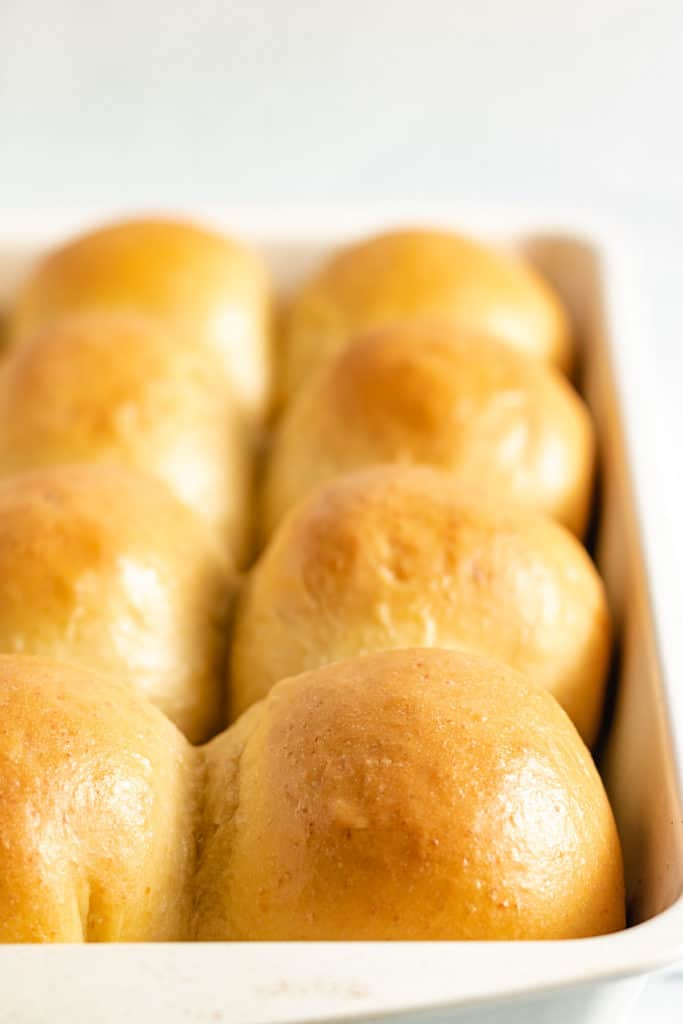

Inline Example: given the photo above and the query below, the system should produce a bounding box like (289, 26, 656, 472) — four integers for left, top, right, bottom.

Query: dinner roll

(0, 312, 251, 562)
(0, 656, 198, 942)
(198, 648, 624, 940)
(0, 465, 233, 742)
(262, 324, 594, 539)
(8, 216, 271, 418)
(280, 227, 571, 402)
(233, 466, 610, 743)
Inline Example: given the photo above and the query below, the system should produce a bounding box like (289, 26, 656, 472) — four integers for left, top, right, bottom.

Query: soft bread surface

(0, 312, 252, 562)
(262, 324, 594, 539)
(0, 465, 233, 742)
(280, 227, 571, 402)
(0, 656, 198, 942)
(8, 217, 271, 418)
(233, 466, 610, 743)
(0, 220, 624, 948)
(0, 650, 623, 942)
(199, 648, 625, 940)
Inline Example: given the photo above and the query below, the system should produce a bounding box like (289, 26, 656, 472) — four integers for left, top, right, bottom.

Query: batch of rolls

(0, 217, 625, 942)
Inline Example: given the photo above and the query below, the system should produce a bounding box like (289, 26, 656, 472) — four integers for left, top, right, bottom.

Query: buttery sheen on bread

(0, 656, 198, 942)
(8, 216, 271, 419)
(280, 227, 571, 403)
(0, 312, 252, 562)
(233, 466, 610, 743)
(262, 323, 594, 539)
(0, 217, 625, 948)
(0, 649, 624, 942)
(0, 465, 233, 742)
(199, 648, 625, 940)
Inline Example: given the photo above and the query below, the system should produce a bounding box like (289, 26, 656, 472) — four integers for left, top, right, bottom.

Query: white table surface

(0, 0, 682, 1019)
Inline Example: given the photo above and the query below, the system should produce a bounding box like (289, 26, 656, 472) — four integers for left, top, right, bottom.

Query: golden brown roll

(0, 465, 233, 742)
(0, 655, 198, 942)
(8, 216, 271, 419)
(198, 648, 624, 940)
(280, 227, 571, 402)
(233, 465, 610, 744)
(262, 324, 595, 539)
(0, 312, 251, 563)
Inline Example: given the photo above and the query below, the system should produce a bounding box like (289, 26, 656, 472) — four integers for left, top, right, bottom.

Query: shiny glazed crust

(233, 465, 610, 743)
(0, 311, 253, 563)
(263, 323, 594, 539)
(0, 645, 624, 940)
(0, 465, 234, 742)
(200, 648, 624, 940)
(0, 220, 626, 946)
(0, 655, 199, 941)
(8, 216, 272, 419)
(280, 227, 571, 403)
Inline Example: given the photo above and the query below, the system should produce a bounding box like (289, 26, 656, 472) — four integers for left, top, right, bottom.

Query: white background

(0, 1, 681, 1018)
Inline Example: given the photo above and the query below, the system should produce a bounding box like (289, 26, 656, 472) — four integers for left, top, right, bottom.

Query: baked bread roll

(280, 227, 571, 403)
(262, 324, 594, 539)
(0, 465, 233, 742)
(233, 465, 610, 744)
(8, 216, 271, 419)
(0, 312, 251, 563)
(0, 655, 198, 942)
(198, 648, 624, 940)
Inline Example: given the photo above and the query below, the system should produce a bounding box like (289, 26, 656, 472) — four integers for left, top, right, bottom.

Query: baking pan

(0, 207, 680, 1024)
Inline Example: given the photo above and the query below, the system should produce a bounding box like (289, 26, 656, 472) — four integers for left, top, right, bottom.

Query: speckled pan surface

(0, 207, 681, 1024)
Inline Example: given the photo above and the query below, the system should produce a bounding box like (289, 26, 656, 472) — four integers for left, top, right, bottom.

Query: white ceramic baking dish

(0, 207, 681, 1024)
